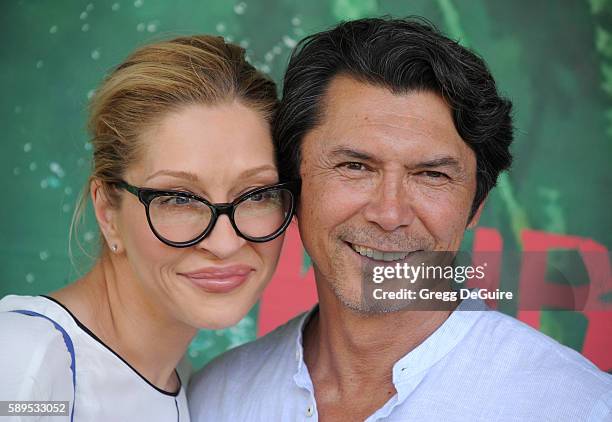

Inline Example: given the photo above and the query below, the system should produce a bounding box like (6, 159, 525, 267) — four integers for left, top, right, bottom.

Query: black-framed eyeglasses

(115, 180, 299, 248)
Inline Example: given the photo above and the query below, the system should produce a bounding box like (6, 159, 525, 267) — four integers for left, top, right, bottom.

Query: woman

(0, 35, 296, 420)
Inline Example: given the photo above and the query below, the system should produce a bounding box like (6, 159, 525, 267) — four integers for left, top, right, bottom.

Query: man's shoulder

(188, 310, 308, 414)
(467, 309, 612, 397)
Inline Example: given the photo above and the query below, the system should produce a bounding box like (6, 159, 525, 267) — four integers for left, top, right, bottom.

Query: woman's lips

(179, 265, 254, 293)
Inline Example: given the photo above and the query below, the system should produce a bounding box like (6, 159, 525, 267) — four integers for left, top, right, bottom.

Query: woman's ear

(91, 180, 122, 253)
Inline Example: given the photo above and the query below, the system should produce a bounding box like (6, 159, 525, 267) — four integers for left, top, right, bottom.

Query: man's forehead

(309, 75, 470, 162)
(317, 75, 458, 137)
(326, 75, 449, 108)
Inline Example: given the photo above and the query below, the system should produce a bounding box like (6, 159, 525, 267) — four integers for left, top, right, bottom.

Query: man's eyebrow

(416, 156, 462, 169)
(330, 147, 462, 170)
(330, 146, 379, 162)
(145, 170, 199, 182)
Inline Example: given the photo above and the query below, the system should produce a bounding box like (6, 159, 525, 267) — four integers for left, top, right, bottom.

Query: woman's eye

(246, 191, 278, 202)
(163, 196, 192, 205)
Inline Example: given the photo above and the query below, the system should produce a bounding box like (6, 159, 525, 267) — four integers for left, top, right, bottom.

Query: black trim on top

(40, 295, 182, 397)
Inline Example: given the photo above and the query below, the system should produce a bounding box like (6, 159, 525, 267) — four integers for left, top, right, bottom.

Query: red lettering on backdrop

(469, 228, 503, 308)
(517, 230, 612, 371)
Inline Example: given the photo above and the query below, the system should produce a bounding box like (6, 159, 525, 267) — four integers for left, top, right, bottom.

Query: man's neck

(302, 281, 453, 420)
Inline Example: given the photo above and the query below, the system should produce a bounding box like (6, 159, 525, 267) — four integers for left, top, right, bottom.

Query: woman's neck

(51, 255, 196, 393)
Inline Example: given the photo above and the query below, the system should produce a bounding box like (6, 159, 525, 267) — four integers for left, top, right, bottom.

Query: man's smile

(347, 242, 420, 262)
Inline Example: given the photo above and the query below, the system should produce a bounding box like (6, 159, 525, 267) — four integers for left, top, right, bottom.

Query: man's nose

(196, 215, 246, 259)
(362, 175, 415, 232)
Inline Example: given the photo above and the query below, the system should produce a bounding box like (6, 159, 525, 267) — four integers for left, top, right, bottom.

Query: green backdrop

(1, 0, 611, 370)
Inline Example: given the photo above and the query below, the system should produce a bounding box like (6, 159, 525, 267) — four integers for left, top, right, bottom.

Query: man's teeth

(350, 244, 410, 261)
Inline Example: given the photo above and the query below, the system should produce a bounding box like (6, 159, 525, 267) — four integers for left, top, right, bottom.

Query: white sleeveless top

(0, 295, 190, 422)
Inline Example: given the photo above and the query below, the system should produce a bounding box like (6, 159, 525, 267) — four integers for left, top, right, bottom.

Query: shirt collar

(292, 304, 319, 391)
(291, 298, 487, 396)
(391, 297, 487, 398)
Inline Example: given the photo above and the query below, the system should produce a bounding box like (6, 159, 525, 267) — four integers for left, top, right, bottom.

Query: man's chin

(324, 273, 409, 315)
(342, 296, 409, 314)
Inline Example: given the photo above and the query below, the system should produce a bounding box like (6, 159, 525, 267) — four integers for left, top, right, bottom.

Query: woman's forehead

(132, 102, 277, 185)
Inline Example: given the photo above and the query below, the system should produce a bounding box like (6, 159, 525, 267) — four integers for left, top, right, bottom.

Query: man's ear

(91, 180, 122, 252)
(467, 197, 487, 229)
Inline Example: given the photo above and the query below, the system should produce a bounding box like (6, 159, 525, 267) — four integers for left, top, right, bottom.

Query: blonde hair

(70, 35, 278, 266)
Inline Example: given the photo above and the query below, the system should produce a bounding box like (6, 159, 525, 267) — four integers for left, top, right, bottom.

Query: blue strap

(11, 310, 76, 422)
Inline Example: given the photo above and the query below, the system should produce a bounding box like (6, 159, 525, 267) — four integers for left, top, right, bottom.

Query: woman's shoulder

(0, 297, 63, 342)
(0, 295, 75, 400)
(0, 294, 73, 332)
(0, 294, 76, 357)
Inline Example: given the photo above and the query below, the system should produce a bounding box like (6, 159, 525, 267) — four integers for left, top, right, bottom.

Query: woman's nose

(196, 215, 246, 259)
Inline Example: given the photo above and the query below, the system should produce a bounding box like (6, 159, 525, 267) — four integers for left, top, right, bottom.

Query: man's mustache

(336, 225, 434, 251)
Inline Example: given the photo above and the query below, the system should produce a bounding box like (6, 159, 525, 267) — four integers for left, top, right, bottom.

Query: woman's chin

(191, 306, 253, 331)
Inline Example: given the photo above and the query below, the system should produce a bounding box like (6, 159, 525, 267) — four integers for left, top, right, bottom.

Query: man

(189, 17, 612, 421)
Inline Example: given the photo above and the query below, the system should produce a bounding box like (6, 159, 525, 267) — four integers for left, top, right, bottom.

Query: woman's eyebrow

(145, 170, 200, 182)
(237, 164, 278, 180)
(145, 165, 277, 185)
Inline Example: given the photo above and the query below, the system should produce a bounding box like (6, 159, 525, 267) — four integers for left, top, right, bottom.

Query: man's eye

(417, 171, 450, 185)
(340, 162, 368, 171)
(421, 171, 447, 178)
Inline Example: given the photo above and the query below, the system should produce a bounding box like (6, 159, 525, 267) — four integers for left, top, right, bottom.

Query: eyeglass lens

(148, 187, 292, 243)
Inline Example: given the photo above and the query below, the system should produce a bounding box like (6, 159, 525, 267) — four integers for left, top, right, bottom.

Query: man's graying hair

(274, 17, 514, 221)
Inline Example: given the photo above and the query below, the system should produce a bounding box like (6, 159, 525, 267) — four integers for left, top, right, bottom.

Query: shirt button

(306, 405, 314, 417)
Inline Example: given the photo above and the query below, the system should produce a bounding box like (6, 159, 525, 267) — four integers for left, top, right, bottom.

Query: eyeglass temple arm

(115, 180, 140, 197)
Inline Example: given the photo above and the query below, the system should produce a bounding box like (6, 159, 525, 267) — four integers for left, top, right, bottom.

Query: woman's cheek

(254, 235, 285, 275)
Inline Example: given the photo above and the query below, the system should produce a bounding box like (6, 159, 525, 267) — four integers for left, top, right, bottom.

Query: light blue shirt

(189, 298, 612, 421)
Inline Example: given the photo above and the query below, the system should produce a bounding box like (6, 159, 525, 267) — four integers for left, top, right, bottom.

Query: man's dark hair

(274, 17, 513, 221)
